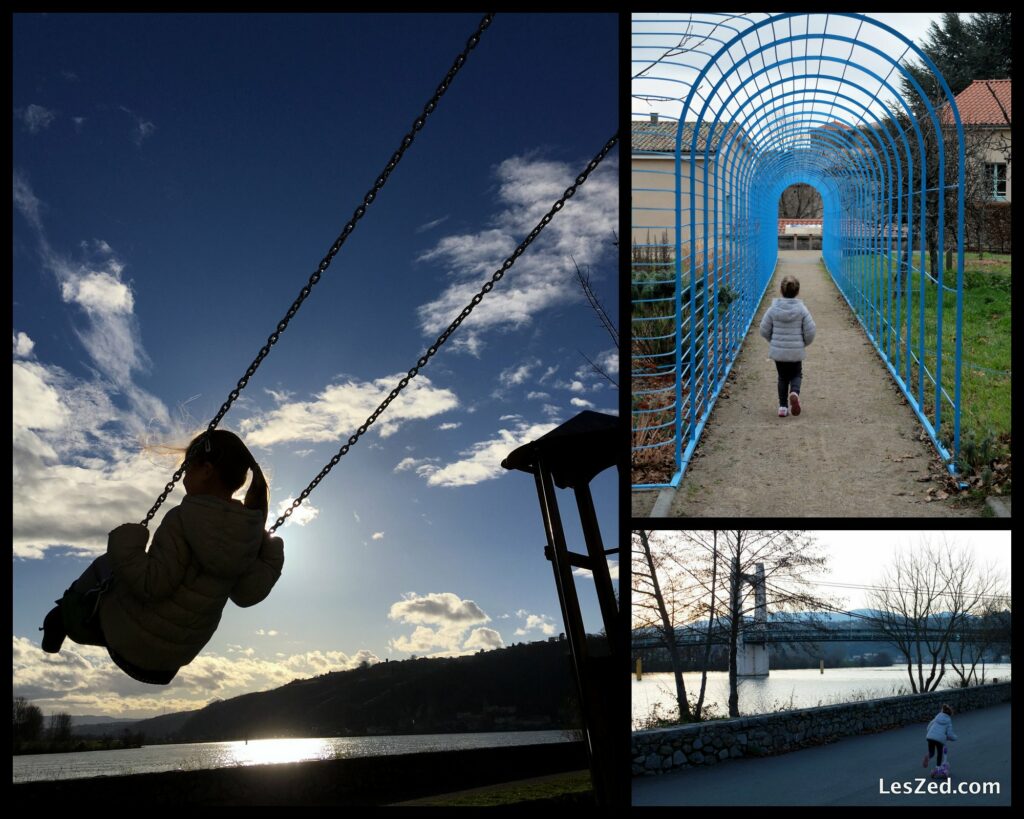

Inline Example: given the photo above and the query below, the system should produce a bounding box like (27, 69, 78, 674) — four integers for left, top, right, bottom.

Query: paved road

(633, 702, 1010, 805)
(632, 251, 977, 517)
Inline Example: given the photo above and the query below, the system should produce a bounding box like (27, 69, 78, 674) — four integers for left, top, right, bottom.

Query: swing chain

(140, 13, 495, 529)
(268, 132, 619, 534)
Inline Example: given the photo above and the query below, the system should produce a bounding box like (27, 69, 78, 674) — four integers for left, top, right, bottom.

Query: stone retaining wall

(633, 680, 1011, 776)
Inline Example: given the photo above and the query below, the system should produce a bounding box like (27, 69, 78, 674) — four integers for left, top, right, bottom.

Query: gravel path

(632, 251, 978, 517)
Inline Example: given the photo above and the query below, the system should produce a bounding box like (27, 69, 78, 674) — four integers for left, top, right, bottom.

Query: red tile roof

(947, 79, 1011, 127)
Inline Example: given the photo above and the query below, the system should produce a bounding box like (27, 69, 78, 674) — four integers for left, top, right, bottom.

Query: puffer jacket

(926, 712, 958, 743)
(759, 297, 816, 361)
(99, 495, 284, 671)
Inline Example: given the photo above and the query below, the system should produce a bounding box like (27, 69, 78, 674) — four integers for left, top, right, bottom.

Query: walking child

(40, 429, 285, 684)
(759, 275, 816, 417)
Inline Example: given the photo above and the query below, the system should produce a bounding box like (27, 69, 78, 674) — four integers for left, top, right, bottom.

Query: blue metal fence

(632, 13, 965, 490)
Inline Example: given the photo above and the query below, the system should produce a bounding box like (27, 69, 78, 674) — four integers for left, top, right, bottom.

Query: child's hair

(781, 276, 800, 298)
(185, 429, 268, 512)
(941, 704, 954, 716)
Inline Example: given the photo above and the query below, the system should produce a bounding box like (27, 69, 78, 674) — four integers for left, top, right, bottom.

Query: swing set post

(502, 411, 623, 809)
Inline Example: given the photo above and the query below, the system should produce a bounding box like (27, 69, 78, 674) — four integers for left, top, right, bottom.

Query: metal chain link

(268, 132, 619, 534)
(141, 13, 495, 527)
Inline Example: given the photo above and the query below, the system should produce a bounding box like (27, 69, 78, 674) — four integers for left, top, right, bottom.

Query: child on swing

(41, 430, 284, 685)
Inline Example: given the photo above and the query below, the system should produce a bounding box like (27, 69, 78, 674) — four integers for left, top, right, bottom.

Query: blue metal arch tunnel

(631, 13, 965, 489)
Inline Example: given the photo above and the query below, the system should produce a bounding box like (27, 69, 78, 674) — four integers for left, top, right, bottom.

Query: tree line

(13, 697, 145, 755)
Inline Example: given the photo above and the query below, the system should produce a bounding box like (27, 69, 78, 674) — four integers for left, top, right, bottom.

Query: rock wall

(633, 680, 1011, 776)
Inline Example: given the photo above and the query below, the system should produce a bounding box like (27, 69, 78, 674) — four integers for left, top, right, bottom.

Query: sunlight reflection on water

(12, 730, 574, 783)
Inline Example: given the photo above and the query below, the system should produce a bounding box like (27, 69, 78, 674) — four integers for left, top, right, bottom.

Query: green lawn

(832, 253, 1011, 471)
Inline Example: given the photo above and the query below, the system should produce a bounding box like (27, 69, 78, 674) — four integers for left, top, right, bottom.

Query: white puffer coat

(99, 495, 284, 671)
(759, 297, 816, 361)
(926, 712, 959, 743)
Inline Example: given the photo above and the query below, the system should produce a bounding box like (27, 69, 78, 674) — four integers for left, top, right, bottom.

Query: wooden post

(636, 658, 643, 681)
(820, 659, 824, 674)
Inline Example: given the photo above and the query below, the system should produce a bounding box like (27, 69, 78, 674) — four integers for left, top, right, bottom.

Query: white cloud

(499, 358, 541, 387)
(353, 510, 361, 523)
(415, 154, 617, 352)
(569, 380, 586, 393)
(541, 404, 562, 419)
(255, 629, 279, 637)
(463, 628, 504, 651)
(389, 592, 488, 626)
(416, 421, 558, 488)
(394, 456, 440, 477)
(570, 397, 595, 409)
(573, 559, 619, 582)
(13, 331, 35, 358)
(264, 388, 294, 403)
(14, 170, 45, 234)
(513, 610, 557, 637)
(11, 178, 182, 559)
(19, 104, 57, 133)
(239, 374, 458, 447)
(119, 106, 156, 146)
(372, 532, 384, 541)
(387, 592, 495, 657)
(415, 215, 450, 233)
(539, 365, 558, 384)
(13, 635, 380, 718)
(273, 497, 319, 527)
(437, 422, 461, 431)
(526, 391, 550, 400)
(72, 116, 86, 132)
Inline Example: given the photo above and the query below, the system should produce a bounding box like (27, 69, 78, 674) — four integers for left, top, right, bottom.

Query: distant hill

(120, 638, 586, 744)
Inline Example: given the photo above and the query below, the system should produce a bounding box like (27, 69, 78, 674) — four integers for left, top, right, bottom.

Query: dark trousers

(927, 739, 946, 761)
(775, 360, 803, 406)
(62, 554, 178, 685)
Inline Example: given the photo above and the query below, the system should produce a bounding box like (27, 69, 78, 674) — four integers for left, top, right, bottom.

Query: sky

(803, 530, 1011, 611)
(13, 12, 619, 719)
(632, 12, 950, 125)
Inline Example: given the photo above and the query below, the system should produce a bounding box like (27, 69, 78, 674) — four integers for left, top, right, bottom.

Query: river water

(632, 664, 1012, 729)
(12, 729, 576, 783)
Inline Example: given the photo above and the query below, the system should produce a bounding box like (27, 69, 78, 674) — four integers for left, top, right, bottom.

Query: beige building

(951, 79, 1011, 202)
(631, 116, 751, 262)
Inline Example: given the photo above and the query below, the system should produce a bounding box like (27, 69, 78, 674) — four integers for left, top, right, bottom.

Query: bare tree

(632, 530, 690, 723)
(778, 184, 823, 219)
(866, 537, 1005, 692)
(48, 712, 73, 743)
(700, 530, 832, 717)
(656, 530, 833, 718)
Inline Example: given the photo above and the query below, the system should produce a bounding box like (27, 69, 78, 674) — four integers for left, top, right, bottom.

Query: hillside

(125, 638, 586, 743)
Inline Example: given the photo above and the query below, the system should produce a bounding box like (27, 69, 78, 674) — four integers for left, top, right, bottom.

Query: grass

(831, 251, 1011, 479)
(392, 771, 593, 806)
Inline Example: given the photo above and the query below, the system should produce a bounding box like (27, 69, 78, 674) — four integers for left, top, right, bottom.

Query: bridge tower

(737, 562, 769, 677)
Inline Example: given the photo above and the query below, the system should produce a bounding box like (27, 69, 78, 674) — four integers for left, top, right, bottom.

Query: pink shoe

(778, 407, 788, 417)
(789, 392, 801, 416)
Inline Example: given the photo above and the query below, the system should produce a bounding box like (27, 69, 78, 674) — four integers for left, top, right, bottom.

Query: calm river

(12, 729, 575, 783)
(632, 664, 1011, 729)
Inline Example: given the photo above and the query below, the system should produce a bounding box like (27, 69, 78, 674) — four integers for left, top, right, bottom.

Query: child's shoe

(778, 406, 788, 417)
(789, 392, 801, 416)
(40, 604, 66, 653)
